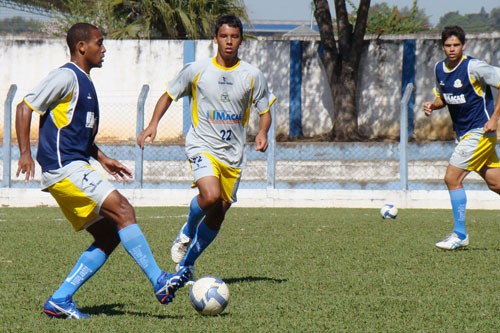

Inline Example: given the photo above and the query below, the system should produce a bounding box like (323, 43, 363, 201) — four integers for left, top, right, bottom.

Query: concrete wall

(1, 34, 499, 209)
(2, 188, 500, 210)
(1, 33, 499, 142)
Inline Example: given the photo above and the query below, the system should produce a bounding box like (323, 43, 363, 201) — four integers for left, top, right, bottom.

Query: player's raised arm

(423, 98, 445, 117)
(91, 144, 132, 182)
(137, 92, 173, 149)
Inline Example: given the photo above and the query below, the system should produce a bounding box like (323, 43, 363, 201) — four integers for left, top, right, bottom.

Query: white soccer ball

(190, 276, 230, 316)
(380, 204, 398, 219)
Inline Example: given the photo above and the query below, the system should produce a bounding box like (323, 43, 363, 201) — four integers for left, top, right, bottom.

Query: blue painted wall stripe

(289, 40, 303, 138)
(402, 39, 416, 137)
(183, 40, 196, 136)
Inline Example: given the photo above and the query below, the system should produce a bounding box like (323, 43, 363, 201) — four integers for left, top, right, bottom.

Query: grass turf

(0, 206, 498, 332)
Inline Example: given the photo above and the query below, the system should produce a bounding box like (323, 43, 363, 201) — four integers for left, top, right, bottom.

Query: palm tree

(25, 0, 248, 39)
(105, 0, 249, 39)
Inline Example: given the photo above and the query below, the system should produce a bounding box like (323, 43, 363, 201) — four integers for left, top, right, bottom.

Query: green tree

(437, 7, 500, 32)
(0, 16, 43, 34)
(489, 7, 500, 31)
(17, 0, 248, 39)
(364, 0, 430, 34)
(104, 0, 248, 39)
(12, 0, 67, 11)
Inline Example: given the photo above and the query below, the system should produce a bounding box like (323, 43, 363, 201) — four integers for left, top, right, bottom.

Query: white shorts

(43, 161, 115, 231)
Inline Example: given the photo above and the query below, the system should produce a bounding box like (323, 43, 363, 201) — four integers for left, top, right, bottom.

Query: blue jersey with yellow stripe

(25, 62, 99, 171)
(434, 56, 495, 138)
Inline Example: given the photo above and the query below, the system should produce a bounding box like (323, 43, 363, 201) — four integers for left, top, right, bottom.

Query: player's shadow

(80, 303, 127, 316)
(463, 247, 499, 252)
(437, 247, 500, 252)
(223, 276, 287, 284)
(81, 303, 182, 319)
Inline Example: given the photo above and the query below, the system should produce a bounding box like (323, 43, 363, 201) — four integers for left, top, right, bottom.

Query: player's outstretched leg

(154, 267, 190, 304)
(42, 244, 108, 319)
(171, 223, 192, 264)
(176, 263, 196, 286)
(171, 196, 206, 263)
(179, 221, 219, 267)
(43, 296, 91, 319)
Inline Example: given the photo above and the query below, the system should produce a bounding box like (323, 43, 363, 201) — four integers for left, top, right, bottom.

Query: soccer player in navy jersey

(138, 15, 275, 280)
(16, 23, 188, 319)
(423, 26, 500, 250)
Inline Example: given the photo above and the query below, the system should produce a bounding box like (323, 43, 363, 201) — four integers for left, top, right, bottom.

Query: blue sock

(450, 188, 467, 240)
(182, 196, 206, 239)
(118, 224, 162, 286)
(52, 245, 107, 301)
(181, 220, 219, 267)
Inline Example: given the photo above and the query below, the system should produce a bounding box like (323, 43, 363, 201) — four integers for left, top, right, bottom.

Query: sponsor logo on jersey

(207, 110, 242, 124)
(443, 93, 466, 105)
(218, 76, 233, 85)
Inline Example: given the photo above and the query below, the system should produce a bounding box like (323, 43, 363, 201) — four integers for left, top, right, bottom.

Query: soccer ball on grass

(380, 204, 398, 219)
(190, 276, 230, 315)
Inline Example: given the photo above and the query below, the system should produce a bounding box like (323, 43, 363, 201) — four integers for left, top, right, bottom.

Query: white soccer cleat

(435, 233, 469, 250)
(171, 228, 191, 264)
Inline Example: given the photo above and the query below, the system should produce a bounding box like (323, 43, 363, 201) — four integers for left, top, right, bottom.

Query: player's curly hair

(66, 23, 99, 55)
(441, 26, 466, 45)
(214, 15, 243, 37)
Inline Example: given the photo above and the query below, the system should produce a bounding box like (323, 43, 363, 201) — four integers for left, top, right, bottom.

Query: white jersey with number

(166, 57, 275, 168)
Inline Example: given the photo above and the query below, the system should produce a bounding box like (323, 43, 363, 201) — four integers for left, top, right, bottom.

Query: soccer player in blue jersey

(423, 26, 500, 250)
(16, 23, 189, 319)
(138, 15, 275, 280)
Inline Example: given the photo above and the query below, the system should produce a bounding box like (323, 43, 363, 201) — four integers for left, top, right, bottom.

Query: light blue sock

(52, 245, 107, 301)
(450, 188, 467, 240)
(119, 224, 162, 286)
(181, 220, 219, 267)
(182, 196, 206, 239)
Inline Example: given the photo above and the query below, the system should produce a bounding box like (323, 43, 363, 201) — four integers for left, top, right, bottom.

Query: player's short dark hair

(214, 15, 243, 37)
(66, 23, 99, 54)
(441, 26, 466, 45)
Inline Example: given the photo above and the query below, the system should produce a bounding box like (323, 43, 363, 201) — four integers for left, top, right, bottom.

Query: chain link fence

(1, 83, 490, 192)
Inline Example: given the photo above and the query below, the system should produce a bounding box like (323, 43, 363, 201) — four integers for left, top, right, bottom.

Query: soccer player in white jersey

(423, 26, 500, 250)
(16, 23, 188, 319)
(138, 15, 275, 279)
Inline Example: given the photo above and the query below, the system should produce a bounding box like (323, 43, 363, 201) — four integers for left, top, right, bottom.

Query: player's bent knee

(87, 218, 121, 255)
(101, 191, 136, 228)
(487, 183, 500, 194)
(199, 192, 221, 208)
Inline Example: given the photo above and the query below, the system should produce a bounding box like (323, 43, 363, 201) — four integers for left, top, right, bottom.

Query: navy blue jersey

(24, 62, 99, 171)
(433, 56, 495, 138)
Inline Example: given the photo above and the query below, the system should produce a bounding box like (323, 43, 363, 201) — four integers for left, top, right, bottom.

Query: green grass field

(0, 206, 499, 332)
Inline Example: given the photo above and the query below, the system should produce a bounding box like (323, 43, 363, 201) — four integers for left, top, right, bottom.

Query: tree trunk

(331, 62, 360, 141)
(313, 0, 370, 142)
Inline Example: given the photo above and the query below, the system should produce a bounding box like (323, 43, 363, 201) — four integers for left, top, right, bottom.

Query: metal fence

(1, 83, 489, 191)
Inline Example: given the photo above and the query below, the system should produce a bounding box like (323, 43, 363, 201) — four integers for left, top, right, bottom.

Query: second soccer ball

(380, 204, 398, 219)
